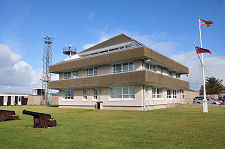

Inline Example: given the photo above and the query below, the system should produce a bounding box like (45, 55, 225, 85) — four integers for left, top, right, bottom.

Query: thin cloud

(0, 44, 41, 93)
(172, 51, 225, 90)
(89, 12, 96, 20)
(82, 30, 179, 54)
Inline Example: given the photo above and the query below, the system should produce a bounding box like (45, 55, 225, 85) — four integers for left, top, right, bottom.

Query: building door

(11, 96, 15, 106)
(3, 96, 7, 106)
(18, 96, 21, 105)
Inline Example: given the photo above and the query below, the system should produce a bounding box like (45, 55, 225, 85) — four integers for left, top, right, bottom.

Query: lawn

(0, 106, 225, 149)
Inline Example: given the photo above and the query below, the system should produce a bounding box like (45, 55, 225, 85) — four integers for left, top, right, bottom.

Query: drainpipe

(143, 85, 146, 110)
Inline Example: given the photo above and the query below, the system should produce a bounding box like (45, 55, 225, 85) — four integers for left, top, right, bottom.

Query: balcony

(49, 70, 189, 90)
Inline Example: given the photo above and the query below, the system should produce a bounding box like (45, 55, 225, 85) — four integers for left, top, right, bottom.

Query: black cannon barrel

(22, 110, 51, 118)
(0, 110, 15, 114)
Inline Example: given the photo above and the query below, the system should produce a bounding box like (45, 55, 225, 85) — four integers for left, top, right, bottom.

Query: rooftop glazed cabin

(49, 34, 189, 110)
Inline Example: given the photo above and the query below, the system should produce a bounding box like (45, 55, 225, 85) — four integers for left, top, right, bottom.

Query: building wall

(59, 59, 144, 80)
(0, 96, 3, 106)
(59, 85, 144, 109)
(145, 87, 186, 106)
(27, 96, 59, 105)
(27, 96, 42, 105)
(58, 86, 193, 110)
(134, 60, 143, 70)
(184, 90, 200, 104)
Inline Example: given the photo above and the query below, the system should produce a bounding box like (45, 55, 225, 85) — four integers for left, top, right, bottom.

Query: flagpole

(198, 17, 208, 113)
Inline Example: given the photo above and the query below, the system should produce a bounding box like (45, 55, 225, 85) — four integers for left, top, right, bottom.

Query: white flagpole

(198, 17, 208, 112)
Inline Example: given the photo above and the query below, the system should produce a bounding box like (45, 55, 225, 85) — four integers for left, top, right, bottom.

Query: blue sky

(0, 0, 225, 93)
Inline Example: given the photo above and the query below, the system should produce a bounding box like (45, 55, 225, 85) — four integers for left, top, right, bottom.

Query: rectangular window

(123, 63, 128, 72)
(83, 89, 87, 100)
(72, 71, 78, 78)
(64, 72, 71, 79)
(145, 63, 150, 70)
(150, 65, 156, 72)
(168, 71, 173, 77)
(64, 90, 74, 100)
(176, 73, 180, 78)
(93, 88, 98, 100)
(88, 68, 93, 76)
(116, 64, 122, 73)
(167, 90, 172, 98)
(110, 86, 135, 101)
(152, 88, 162, 99)
(85, 68, 98, 77)
(94, 68, 98, 76)
(173, 90, 177, 98)
(128, 62, 133, 71)
(112, 62, 134, 73)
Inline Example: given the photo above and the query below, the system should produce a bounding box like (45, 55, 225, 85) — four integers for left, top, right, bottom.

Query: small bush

(47, 104, 59, 107)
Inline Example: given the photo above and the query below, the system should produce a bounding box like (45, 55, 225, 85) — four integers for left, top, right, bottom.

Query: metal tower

(42, 36, 53, 105)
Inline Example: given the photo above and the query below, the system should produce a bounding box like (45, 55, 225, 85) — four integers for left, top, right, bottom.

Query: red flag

(195, 46, 212, 54)
(200, 19, 213, 27)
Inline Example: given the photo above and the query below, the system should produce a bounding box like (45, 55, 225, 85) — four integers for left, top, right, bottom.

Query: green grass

(0, 106, 225, 149)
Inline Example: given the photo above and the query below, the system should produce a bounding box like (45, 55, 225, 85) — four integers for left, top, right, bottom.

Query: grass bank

(0, 106, 225, 149)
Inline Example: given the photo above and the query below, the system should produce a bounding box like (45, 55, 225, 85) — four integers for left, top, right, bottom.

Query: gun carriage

(22, 110, 56, 128)
(0, 110, 19, 121)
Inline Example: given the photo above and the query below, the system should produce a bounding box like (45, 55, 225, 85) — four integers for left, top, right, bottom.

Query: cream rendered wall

(59, 73, 63, 80)
(155, 66, 162, 74)
(172, 72, 176, 78)
(162, 68, 168, 76)
(102, 85, 144, 107)
(58, 86, 144, 108)
(145, 87, 185, 106)
(134, 60, 143, 71)
(98, 65, 111, 75)
(78, 69, 84, 77)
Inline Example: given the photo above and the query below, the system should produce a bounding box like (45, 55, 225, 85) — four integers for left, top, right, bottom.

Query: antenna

(63, 45, 76, 60)
(41, 35, 53, 105)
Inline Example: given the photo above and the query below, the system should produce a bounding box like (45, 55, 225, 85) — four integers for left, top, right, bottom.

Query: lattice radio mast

(42, 36, 53, 105)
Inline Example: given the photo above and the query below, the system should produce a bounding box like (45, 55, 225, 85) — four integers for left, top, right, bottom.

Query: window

(112, 62, 133, 73)
(110, 86, 135, 101)
(173, 90, 177, 98)
(145, 63, 150, 70)
(150, 65, 156, 72)
(116, 64, 122, 73)
(167, 90, 172, 98)
(167, 89, 177, 99)
(123, 63, 128, 72)
(145, 63, 156, 72)
(168, 71, 173, 77)
(64, 72, 71, 79)
(85, 68, 98, 77)
(176, 73, 180, 78)
(93, 88, 98, 100)
(152, 88, 162, 98)
(129, 62, 133, 71)
(64, 90, 74, 100)
(83, 89, 87, 100)
(64, 71, 78, 79)
(72, 71, 78, 78)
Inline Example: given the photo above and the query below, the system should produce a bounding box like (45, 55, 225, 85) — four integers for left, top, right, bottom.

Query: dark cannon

(22, 110, 56, 128)
(0, 110, 19, 121)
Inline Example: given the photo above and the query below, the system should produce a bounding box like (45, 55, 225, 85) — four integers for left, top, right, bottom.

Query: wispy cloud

(0, 44, 41, 94)
(172, 51, 225, 90)
(89, 12, 96, 20)
(83, 29, 225, 91)
(82, 29, 179, 55)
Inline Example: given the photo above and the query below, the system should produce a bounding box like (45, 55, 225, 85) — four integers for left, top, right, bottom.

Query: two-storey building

(49, 34, 189, 110)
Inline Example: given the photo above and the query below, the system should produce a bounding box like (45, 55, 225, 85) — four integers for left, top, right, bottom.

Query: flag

(195, 46, 212, 54)
(200, 19, 213, 27)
